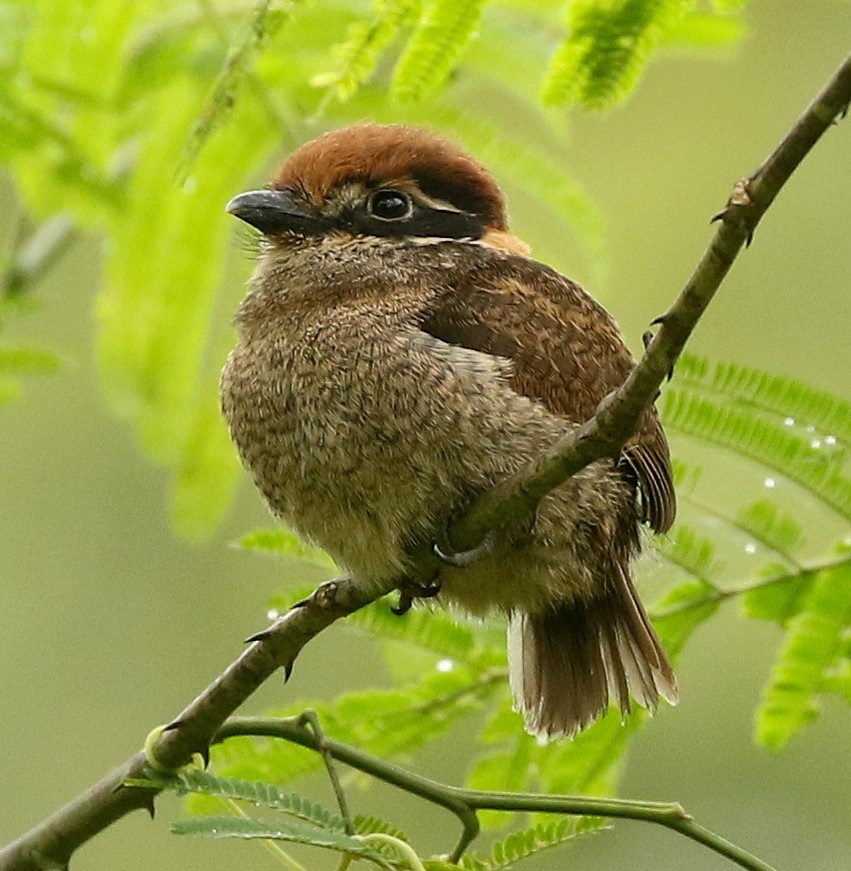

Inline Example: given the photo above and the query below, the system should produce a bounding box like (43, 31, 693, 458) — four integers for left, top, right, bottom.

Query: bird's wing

(417, 252, 676, 533)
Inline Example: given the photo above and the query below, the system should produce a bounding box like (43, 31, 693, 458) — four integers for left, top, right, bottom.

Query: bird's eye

(367, 190, 412, 221)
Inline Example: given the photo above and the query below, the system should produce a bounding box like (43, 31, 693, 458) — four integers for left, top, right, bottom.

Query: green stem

(650, 553, 851, 620)
(357, 834, 426, 871)
(215, 718, 777, 871)
(2, 215, 77, 299)
(298, 710, 354, 834)
(679, 489, 804, 573)
(216, 717, 482, 859)
(225, 797, 310, 871)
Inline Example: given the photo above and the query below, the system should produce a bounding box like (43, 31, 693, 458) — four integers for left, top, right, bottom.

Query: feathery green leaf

(675, 354, 851, 443)
(539, 707, 642, 799)
(470, 699, 644, 830)
(352, 815, 408, 841)
(159, 768, 347, 828)
(206, 663, 503, 791)
(98, 80, 275, 535)
(662, 11, 745, 50)
(735, 500, 804, 560)
(658, 525, 718, 583)
(346, 598, 497, 659)
(172, 813, 387, 859)
(742, 575, 814, 626)
(542, 0, 694, 108)
(0, 345, 61, 404)
(238, 527, 337, 569)
(755, 561, 851, 750)
(710, 0, 749, 12)
(313, 0, 420, 101)
(392, 0, 488, 101)
(661, 387, 851, 520)
(0, 377, 22, 405)
(0, 345, 61, 374)
(170, 390, 242, 540)
(177, 0, 288, 179)
(462, 819, 576, 870)
(652, 578, 721, 656)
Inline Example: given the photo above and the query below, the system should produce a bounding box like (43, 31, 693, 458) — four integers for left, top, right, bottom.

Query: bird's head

(227, 124, 527, 254)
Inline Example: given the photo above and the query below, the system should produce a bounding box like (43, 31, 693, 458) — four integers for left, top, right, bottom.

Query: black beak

(226, 189, 328, 235)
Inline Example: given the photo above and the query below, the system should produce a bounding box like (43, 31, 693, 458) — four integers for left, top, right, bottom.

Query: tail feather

(599, 615, 630, 713)
(508, 567, 677, 740)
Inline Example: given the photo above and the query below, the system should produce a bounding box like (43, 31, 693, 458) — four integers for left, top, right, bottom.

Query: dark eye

(367, 190, 412, 221)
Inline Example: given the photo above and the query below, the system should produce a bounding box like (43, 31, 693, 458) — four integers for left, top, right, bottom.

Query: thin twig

(2, 214, 77, 299)
(224, 796, 310, 871)
(678, 490, 805, 573)
(649, 554, 850, 620)
(215, 717, 777, 871)
(298, 710, 354, 834)
(0, 51, 848, 871)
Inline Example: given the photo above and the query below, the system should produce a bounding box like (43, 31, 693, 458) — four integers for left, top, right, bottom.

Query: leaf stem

(224, 797, 310, 871)
(356, 833, 426, 871)
(215, 717, 777, 871)
(650, 553, 851, 620)
(298, 710, 354, 834)
(679, 490, 804, 573)
(2, 214, 77, 299)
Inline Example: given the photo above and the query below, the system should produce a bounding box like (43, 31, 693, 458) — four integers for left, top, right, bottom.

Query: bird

(221, 123, 678, 739)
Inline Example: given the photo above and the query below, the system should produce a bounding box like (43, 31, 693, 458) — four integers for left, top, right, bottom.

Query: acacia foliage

(1, 2, 848, 868)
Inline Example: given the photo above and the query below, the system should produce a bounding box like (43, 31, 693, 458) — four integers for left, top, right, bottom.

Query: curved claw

(392, 591, 414, 616)
(434, 529, 497, 568)
(391, 579, 442, 616)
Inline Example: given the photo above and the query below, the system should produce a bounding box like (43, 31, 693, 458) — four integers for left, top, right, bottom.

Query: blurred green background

(1, 2, 849, 869)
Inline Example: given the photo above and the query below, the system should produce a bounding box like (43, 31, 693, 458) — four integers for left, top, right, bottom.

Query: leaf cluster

(150, 767, 581, 870)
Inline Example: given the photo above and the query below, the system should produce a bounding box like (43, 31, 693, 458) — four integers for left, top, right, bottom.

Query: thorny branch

(1, 51, 848, 871)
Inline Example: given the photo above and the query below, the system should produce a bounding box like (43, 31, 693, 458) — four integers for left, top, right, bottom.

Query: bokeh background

(1, 2, 849, 869)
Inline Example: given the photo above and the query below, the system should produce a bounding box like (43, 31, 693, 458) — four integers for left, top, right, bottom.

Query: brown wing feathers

(420, 257, 676, 533)
(622, 435, 677, 533)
